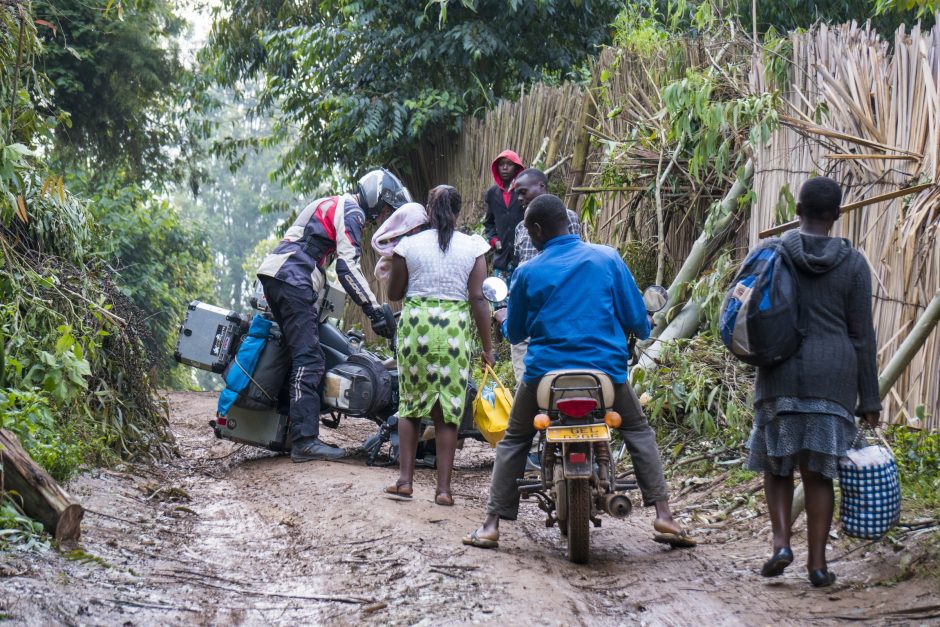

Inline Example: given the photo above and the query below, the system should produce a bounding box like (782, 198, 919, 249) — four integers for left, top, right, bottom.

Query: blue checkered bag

(838, 430, 901, 540)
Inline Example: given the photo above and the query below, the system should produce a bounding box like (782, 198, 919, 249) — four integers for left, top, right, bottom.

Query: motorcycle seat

(536, 370, 614, 410)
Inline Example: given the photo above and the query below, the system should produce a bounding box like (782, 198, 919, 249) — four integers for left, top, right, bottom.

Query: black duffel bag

(228, 322, 290, 411)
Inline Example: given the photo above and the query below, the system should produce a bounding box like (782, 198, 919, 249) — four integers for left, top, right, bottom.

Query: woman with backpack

(746, 177, 881, 587)
(384, 185, 495, 505)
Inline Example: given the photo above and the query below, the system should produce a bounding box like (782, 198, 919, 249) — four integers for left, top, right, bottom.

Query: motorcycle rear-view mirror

(642, 285, 668, 313)
(482, 276, 509, 303)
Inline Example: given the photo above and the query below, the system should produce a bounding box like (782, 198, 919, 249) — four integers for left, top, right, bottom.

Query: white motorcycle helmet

(356, 168, 412, 220)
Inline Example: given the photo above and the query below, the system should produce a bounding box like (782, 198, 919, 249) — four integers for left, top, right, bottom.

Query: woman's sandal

(760, 547, 794, 577)
(435, 492, 454, 506)
(809, 568, 836, 588)
(384, 481, 413, 499)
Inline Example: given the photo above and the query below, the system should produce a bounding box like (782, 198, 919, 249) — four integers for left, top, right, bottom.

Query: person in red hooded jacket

(483, 150, 525, 279)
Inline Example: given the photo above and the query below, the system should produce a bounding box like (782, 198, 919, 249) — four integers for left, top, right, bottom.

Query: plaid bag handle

(853, 422, 894, 455)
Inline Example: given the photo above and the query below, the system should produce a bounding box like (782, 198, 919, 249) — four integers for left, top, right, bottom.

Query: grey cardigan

(754, 229, 882, 417)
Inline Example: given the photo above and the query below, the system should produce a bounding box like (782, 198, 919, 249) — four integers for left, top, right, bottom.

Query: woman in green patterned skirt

(386, 185, 494, 505)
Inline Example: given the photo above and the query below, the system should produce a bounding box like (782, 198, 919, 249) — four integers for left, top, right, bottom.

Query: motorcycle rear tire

(566, 478, 591, 564)
(554, 475, 568, 537)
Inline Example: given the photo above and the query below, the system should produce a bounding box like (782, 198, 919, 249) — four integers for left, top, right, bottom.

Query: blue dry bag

(719, 239, 804, 367)
(217, 315, 274, 416)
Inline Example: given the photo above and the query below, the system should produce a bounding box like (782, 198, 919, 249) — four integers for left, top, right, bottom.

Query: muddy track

(1, 391, 937, 625)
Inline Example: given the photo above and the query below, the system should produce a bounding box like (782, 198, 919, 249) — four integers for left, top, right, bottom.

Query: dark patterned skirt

(396, 298, 473, 426)
(746, 397, 858, 479)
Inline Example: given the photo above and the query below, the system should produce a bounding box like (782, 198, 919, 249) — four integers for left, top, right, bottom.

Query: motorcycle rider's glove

(368, 303, 396, 339)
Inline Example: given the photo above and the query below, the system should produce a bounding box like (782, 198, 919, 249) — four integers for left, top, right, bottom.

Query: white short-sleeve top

(393, 229, 491, 300)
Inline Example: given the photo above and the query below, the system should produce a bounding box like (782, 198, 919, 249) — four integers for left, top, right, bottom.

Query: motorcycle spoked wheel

(566, 478, 591, 564)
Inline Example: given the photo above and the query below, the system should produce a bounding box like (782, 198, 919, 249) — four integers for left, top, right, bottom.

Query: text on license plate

(546, 424, 610, 442)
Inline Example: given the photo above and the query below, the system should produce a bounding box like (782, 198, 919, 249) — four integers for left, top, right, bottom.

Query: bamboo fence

(392, 25, 938, 429)
(749, 23, 939, 429)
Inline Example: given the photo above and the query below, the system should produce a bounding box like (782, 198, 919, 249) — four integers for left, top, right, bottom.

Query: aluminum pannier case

(174, 301, 246, 373)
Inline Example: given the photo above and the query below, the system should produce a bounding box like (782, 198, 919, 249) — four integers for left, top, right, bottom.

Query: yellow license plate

(546, 424, 610, 442)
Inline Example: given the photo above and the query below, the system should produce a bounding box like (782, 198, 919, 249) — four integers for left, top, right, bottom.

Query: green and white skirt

(396, 298, 473, 426)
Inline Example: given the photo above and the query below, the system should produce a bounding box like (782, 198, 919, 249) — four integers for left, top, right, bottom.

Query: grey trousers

(485, 379, 669, 520)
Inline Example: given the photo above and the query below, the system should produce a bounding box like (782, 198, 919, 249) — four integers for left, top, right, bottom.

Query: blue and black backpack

(719, 239, 804, 367)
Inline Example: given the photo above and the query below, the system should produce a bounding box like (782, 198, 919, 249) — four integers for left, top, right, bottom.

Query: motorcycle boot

(291, 437, 346, 463)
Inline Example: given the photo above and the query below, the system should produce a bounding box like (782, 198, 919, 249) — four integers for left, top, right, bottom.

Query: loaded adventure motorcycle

(484, 277, 668, 564)
(173, 281, 481, 463)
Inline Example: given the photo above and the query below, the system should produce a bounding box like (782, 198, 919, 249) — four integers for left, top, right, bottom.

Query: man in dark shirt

(483, 150, 525, 281)
(464, 194, 694, 550)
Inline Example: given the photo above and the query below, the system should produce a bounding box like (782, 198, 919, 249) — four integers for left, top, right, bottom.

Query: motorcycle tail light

(533, 413, 551, 430)
(216, 417, 227, 427)
(604, 411, 622, 428)
(569, 452, 587, 464)
(556, 397, 597, 418)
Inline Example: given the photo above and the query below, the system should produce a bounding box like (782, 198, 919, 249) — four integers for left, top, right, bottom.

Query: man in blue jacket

(464, 194, 693, 549)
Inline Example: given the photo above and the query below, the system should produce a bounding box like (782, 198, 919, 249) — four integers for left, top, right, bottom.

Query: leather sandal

(435, 491, 454, 506)
(384, 481, 413, 499)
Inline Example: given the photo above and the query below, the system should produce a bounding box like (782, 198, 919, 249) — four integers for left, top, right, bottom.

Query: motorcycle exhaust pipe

(604, 494, 633, 518)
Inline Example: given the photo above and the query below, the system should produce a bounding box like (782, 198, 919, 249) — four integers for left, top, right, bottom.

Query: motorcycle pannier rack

(174, 301, 246, 373)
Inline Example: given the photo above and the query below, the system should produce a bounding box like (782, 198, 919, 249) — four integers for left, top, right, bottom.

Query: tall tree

(176, 92, 294, 311)
(202, 0, 620, 191)
(33, 0, 186, 185)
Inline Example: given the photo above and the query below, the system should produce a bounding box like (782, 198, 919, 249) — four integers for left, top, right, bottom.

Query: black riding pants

(260, 277, 324, 441)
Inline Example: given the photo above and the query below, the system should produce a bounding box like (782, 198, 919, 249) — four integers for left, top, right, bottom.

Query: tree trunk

(0, 429, 84, 540)
(635, 300, 703, 371)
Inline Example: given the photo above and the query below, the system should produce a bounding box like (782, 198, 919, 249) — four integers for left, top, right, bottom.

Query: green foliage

(33, 0, 188, 185)
(875, 0, 940, 16)
(625, 0, 934, 37)
(662, 71, 778, 183)
(632, 332, 755, 445)
(0, 0, 183, 491)
(202, 0, 620, 190)
(81, 176, 215, 386)
(0, 498, 48, 551)
(888, 425, 940, 511)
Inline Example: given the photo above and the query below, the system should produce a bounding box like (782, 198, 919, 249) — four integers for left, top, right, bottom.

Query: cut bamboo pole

(758, 183, 933, 238)
(879, 289, 940, 400)
(824, 153, 919, 160)
(779, 114, 923, 157)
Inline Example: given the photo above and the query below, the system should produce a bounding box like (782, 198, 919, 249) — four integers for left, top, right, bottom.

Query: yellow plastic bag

(473, 364, 512, 447)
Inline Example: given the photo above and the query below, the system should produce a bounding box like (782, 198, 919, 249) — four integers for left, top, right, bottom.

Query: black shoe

(291, 438, 346, 463)
(808, 568, 836, 587)
(760, 547, 794, 577)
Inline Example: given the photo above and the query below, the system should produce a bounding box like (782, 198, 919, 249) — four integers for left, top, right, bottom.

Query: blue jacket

(504, 234, 649, 383)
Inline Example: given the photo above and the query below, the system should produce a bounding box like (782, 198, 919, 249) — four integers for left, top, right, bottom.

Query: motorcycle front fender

(560, 442, 593, 479)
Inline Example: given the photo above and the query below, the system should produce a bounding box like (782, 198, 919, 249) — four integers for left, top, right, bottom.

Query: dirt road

(1, 392, 937, 625)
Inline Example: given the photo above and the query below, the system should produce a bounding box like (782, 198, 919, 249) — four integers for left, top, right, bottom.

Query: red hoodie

(491, 149, 525, 208)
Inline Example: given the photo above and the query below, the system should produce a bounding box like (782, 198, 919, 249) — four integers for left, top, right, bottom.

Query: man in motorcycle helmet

(257, 168, 409, 462)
